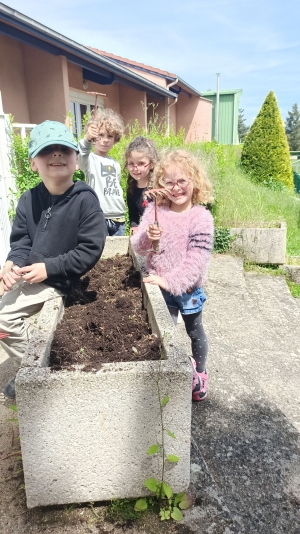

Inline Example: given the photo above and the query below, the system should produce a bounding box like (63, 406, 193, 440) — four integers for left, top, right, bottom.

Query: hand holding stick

(87, 92, 106, 119)
(143, 188, 167, 252)
(86, 92, 106, 142)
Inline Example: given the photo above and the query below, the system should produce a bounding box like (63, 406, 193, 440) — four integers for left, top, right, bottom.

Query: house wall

(119, 85, 147, 128)
(23, 45, 69, 124)
(67, 63, 120, 112)
(197, 98, 212, 140)
(146, 96, 167, 127)
(111, 66, 212, 140)
(168, 99, 177, 133)
(0, 35, 30, 122)
(176, 94, 211, 142)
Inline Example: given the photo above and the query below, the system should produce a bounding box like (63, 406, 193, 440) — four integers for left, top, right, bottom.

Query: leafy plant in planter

(134, 362, 192, 521)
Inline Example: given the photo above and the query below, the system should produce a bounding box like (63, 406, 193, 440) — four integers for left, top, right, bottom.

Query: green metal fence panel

(293, 170, 300, 194)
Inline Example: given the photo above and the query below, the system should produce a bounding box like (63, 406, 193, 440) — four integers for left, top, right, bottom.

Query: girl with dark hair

(125, 136, 158, 234)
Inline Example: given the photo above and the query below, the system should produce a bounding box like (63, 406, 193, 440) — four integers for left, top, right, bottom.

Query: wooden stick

(87, 92, 106, 119)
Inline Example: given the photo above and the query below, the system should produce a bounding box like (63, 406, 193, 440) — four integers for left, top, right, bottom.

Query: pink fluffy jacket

(131, 203, 214, 296)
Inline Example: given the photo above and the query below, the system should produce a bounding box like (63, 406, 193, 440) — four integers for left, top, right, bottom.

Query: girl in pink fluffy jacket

(131, 149, 214, 401)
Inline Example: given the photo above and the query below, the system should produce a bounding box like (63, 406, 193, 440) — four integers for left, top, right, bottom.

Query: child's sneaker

(190, 357, 203, 401)
(2, 377, 16, 399)
(192, 367, 202, 393)
(192, 370, 208, 401)
(190, 357, 208, 401)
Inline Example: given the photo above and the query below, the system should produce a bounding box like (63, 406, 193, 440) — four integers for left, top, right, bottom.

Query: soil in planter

(50, 255, 161, 371)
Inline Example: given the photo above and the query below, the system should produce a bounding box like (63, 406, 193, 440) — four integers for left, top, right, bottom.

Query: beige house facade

(0, 3, 211, 141)
(91, 49, 212, 142)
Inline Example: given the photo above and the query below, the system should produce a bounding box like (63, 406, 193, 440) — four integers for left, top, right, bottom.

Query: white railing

(0, 93, 14, 268)
(0, 93, 36, 268)
(13, 123, 36, 139)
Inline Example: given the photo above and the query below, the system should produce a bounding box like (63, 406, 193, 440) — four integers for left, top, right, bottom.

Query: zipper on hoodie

(44, 193, 54, 230)
(44, 206, 53, 229)
(43, 186, 74, 230)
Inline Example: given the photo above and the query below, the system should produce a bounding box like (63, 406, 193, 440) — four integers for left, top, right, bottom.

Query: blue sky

(3, 0, 300, 125)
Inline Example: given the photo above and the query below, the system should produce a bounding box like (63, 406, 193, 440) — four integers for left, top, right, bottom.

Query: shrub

(213, 227, 233, 253)
(11, 133, 41, 198)
(241, 91, 294, 190)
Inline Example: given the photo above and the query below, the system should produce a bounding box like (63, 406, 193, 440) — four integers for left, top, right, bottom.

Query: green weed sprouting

(7, 403, 18, 424)
(134, 360, 192, 521)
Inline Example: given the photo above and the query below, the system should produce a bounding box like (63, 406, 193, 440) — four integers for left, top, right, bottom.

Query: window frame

(69, 89, 104, 138)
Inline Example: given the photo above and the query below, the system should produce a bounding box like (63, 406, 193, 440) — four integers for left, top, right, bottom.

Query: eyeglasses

(163, 179, 190, 191)
(127, 162, 151, 171)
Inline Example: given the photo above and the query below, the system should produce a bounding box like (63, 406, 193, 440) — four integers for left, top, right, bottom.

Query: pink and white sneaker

(190, 358, 208, 401)
(193, 370, 208, 401)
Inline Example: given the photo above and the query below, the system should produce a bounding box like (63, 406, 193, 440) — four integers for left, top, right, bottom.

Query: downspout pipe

(166, 78, 178, 136)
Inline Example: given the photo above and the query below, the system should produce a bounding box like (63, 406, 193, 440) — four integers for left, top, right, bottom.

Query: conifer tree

(238, 108, 249, 142)
(241, 91, 294, 189)
(286, 103, 300, 151)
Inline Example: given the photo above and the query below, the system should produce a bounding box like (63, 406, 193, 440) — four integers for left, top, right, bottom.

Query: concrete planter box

(229, 222, 286, 264)
(283, 264, 300, 284)
(15, 237, 192, 508)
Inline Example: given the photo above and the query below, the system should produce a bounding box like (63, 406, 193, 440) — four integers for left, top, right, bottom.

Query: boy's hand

(18, 263, 48, 284)
(146, 224, 162, 242)
(85, 124, 99, 142)
(0, 262, 20, 292)
(143, 274, 167, 290)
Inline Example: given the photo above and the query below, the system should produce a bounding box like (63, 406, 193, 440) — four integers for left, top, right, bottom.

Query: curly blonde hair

(153, 149, 213, 206)
(84, 108, 124, 142)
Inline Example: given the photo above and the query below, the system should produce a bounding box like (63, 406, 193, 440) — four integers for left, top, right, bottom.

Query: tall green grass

(212, 164, 300, 255)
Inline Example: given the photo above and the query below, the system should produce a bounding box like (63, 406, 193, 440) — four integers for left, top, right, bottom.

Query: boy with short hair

(0, 120, 106, 398)
(78, 108, 126, 236)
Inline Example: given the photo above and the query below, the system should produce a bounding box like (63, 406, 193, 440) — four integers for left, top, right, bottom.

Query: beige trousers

(0, 281, 62, 369)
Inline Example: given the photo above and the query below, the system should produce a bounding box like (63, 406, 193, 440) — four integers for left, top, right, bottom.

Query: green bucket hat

(28, 120, 78, 159)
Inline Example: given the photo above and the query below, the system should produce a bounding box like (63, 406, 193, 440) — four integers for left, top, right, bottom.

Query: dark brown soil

(50, 255, 161, 371)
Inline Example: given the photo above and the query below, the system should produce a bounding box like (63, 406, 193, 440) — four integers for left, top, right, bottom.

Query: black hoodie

(7, 181, 106, 294)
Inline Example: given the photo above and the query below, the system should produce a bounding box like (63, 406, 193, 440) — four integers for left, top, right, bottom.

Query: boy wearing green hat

(0, 121, 106, 399)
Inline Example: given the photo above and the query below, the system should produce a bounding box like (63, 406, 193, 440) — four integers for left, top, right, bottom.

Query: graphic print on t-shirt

(102, 162, 120, 197)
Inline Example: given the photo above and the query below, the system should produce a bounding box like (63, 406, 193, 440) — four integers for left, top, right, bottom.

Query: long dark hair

(125, 136, 159, 194)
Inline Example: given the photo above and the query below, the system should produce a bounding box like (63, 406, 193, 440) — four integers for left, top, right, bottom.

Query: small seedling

(134, 361, 192, 521)
(107, 498, 142, 522)
(7, 404, 18, 424)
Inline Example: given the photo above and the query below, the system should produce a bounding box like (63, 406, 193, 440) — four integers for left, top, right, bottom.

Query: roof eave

(176, 77, 202, 98)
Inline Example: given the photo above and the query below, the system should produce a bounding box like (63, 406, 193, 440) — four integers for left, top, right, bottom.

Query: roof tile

(89, 47, 176, 79)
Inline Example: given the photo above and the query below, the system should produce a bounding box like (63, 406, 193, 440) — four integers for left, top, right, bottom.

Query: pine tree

(286, 103, 300, 151)
(238, 108, 249, 142)
(241, 91, 294, 190)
